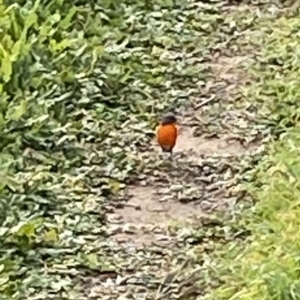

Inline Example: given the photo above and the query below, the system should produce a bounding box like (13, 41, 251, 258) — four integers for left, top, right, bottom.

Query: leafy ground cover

(0, 0, 299, 299)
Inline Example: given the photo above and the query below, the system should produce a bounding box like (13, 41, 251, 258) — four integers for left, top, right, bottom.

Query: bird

(156, 112, 178, 155)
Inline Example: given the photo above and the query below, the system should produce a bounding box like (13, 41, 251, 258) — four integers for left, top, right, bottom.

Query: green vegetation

(203, 9, 300, 300)
(1, 0, 300, 299)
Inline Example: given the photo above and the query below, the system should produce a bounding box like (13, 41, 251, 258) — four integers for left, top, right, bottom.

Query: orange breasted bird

(156, 112, 178, 155)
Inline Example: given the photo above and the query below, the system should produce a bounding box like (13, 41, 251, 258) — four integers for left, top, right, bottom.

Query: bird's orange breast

(156, 123, 178, 151)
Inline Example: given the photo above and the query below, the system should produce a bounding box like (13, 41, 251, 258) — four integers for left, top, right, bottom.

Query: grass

(207, 129, 300, 300)
(201, 8, 300, 300)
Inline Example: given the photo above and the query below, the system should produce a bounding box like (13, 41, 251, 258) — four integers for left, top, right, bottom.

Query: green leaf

(11, 218, 43, 238)
(7, 99, 27, 121)
(11, 40, 22, 62)
(43, 229, 58, 243)
(60, 6, 77, 30)
(0, 275, 10, 290)
(0, 53, 12, 83)
(86, 253, 99, 268)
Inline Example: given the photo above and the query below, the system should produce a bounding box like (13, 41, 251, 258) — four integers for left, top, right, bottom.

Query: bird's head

(161, 112, 177, 125)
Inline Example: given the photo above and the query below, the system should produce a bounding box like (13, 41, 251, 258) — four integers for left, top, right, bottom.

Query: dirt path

(85, 3, 264, 299)
(111, 55, 253, 238)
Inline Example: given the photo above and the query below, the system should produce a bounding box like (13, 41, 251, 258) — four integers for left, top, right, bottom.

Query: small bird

(156, 112, 178, 155)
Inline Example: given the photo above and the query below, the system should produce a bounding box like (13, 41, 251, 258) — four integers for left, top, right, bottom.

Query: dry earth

(109, 55, 257, 244)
